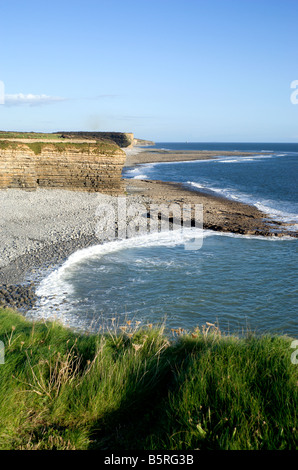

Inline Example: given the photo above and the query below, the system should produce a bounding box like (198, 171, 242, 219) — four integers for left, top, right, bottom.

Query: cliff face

(0, 141, 126, 193)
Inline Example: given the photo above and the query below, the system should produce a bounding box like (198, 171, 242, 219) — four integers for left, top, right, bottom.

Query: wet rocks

(0, 283, 37, 310)
(125, 179, 298, 239)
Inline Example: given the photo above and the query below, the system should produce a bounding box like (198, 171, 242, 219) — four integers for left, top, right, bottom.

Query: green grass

(0, 131, 63, 140)
(0, 131, 133, 148)
(0, 140, 120, 155)
(0, 309, 297, 450)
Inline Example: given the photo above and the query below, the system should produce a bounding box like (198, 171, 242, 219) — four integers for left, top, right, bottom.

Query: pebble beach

(0, 146, 296, 312)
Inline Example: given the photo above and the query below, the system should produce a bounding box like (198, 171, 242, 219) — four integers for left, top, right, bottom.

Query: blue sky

(0, 0, 297, 142)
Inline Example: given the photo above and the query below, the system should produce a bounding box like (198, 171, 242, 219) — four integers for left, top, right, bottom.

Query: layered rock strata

(0, 141, 126, 193)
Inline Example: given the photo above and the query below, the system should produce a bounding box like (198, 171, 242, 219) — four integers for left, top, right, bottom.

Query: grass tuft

(0, 308, 297, 450)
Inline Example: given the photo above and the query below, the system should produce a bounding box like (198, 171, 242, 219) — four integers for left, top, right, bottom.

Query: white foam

(134, 257, 175, 267)
(126, 168, 140, 174)
(40, 229, 203, 280)
(215, 154, 277, 164)
(29, 229, 204, 321)
(187, 181, 205, 189)
(187, 181, 298, 226)
(27, 224, 294, 329)
(255, 202, 298, 225)
(187, 181, 237, 199)
(133, 174, 148, 179)
(124, 163, 155, 180)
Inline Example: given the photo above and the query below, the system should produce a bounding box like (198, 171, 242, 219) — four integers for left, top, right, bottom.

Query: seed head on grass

(132, 343, 142, 352)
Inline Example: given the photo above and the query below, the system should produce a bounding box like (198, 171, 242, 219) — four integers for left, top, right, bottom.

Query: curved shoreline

(123, 146, 297, 238)
(0, 147, 297, 311)
(124, 178, 295, 237)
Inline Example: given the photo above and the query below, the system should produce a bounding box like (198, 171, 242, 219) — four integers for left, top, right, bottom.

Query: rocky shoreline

(0, 283, 37, 311)
(123, 147, 260, 166)
(0, 234, 100, 313)
(124, 178, 297, 237)
(0, 147, 296, 313)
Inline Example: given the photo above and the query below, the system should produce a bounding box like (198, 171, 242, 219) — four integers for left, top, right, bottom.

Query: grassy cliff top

(0, 139, 122, 155)
(0, 131, 64, 140)
(0, 308, 297, 450)
(0, 131, 134, 148)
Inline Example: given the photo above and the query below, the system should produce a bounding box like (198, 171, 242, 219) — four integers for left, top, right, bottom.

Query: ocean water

(124, 143, 298, 227)
(27, 143, 298, 337)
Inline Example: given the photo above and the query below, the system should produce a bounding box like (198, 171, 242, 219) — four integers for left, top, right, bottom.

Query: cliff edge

(56, 131, 135, 148)
(0, 140, 126, 193)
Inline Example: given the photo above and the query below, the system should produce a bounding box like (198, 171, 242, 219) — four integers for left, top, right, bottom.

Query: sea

(27, 143, 298, 337)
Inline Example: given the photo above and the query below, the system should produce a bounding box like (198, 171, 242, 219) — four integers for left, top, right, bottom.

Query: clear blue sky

(0, 0, 297, 142)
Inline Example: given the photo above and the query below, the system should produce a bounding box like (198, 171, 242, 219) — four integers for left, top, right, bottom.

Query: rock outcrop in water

(0, 140, 126, 193)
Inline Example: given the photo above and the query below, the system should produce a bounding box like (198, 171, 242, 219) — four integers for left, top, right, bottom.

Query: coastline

(123, 147, 259, 166)
(0, 146, 297, 311)
(124, 178, 296, 237)
(123, 145, 297, 238)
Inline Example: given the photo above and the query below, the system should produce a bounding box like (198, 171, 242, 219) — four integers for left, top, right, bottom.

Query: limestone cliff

(133, 137, 155, 146)
(0, 140, 126, 193)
